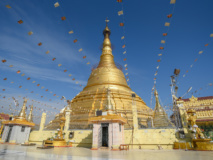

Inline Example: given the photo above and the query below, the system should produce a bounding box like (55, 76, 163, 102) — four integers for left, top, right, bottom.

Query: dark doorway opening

(102, 126, 108, 147)
(6, 126, 12, 142)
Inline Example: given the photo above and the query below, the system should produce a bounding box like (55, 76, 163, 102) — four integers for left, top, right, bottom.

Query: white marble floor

(0, 144, 213, 160)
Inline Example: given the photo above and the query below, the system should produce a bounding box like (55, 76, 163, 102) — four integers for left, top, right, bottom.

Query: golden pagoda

(46, 21, 152, 129)
(153, 89, 174, 128)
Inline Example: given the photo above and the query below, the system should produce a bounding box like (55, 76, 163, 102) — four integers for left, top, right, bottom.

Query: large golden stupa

(46, 23, 152, 129)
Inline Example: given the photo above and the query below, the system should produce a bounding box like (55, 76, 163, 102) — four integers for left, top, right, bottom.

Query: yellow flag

(158, 54, 162, 56)
(32, 81, 36, 83)
(118, 10, 123, 16)
(199, 51, 203, 54)
(69, 74, 72, 77)
(123, 51, 126, 54)
(21, 73, 25, 76)
(165, 22, 170, 26)
(69, 30, 74, 34)
(210, 33, 213, 37)
(58, 64, 62, 67)
(125, 73, 128, 75)
(161, 40, 165, 44)
(121, 36, 125, 40)
(170, 0, 176, 4)
(28, 31, 33, 35)
(9, 65, 13, 67)
(124, 64, 127, 67)
(54, 2, 60, 7)
(46, 51, 50, 54)
(6, 5, 11, 8)
(87, 62, 90, 65)
(79, 48, 83, 52)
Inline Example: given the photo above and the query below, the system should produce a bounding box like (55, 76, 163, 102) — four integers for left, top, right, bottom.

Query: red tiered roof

(0, 113, 10, 120)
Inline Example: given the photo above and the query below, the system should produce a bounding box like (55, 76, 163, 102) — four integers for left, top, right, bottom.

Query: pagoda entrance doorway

(102, 123, 109, 147)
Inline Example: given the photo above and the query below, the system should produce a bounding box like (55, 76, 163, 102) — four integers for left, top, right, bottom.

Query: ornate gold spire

(153, 89, 174, 128)
(83, 19, 130, 91)
(154, 89, 164, 113)
(17, 98, 27, 120)
(27, 105, 33, 122)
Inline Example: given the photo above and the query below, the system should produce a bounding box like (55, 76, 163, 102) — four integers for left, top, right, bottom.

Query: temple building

(1, 99, 35, 144)
(153, 89, 174, 128)
(182, 95, 213, 138)
(46, 22, 153, 130)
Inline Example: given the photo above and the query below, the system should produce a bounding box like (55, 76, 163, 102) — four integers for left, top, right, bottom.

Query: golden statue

(187, 109, 205, 139)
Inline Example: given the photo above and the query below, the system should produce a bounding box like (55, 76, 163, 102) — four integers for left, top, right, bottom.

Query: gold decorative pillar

(39, 112, 46, 131)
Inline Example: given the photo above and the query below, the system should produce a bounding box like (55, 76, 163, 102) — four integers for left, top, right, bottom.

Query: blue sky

(0, 0, 213, 124)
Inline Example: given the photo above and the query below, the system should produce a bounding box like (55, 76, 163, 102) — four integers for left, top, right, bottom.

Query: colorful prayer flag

(9, 65, 13, 67)
(205, 44, 209, 46)
(61, 16, 66, 20)
(79, 48, 83, 52)
(19, 86, 22, 88)
(120, 23, 124, 26)
(54, 2, 60, 7)
(165, 22, 170, 26)
(28, 31, 33, 35)
(161, 40, 165, 44)
(72, 78, 75, 80)
(74, 39, 78, 43)
(124, 64, 127, 67)
(83, 56, 86, 59)
(122, 45, 126, 48)
(195, 59, 198, 62)
(64, 70, 67, 72)
(163, 33, 167, 36)
(123, 58, 127, 61)
(118, 10, 123, 16)
(52, 58, 56, 61)
(117, 0, 122, 3)
(27, 77, 31, 80)
(210, 34, 213, 37)
(167, 14, 172, 18)
(2, 59, 6, 63)
(46, 51, 50, 54)
(69, 74, 72, 77)
(18, 20, 23, 24)
(87, 62, 90, 65)
(21, 74, 25, 76)
(69, 30, 74, 34)
(157, 60, 161, 62)
(6, 5, 11, 8)
(170, 0, 176, 4)
(32, 81, 36, 83)
(160, 47, 164, 50)
(121, 36, 125, 40)
(123, 51, 126, 54)
(38, 42, 42, 46)
(3, 78, 7, 80)
(199, 51, 203, 54)
(58, 64, 62, 67)
(17, 70, 21, 74)
(158, 54, 162, 56)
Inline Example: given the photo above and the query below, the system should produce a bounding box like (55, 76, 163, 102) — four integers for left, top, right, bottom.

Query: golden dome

(46, 23, 152, 130)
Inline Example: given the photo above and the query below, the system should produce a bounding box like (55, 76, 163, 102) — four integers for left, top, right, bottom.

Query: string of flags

(181, 33, 213, 79)
(4, 2, 85, 89)
(152, 0, 177, 86)
(116, 0, 130, 85)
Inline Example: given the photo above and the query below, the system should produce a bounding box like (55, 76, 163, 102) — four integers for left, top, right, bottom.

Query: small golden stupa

(46, 21, 152, 129)
(153, 89, 174, 128)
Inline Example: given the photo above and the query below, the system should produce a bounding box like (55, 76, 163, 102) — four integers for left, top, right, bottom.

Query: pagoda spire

(17, 98, 27, 120)
(154, 89, 164, 113)
(97, 18, 116, 68)
(27, 105, 33, 122)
